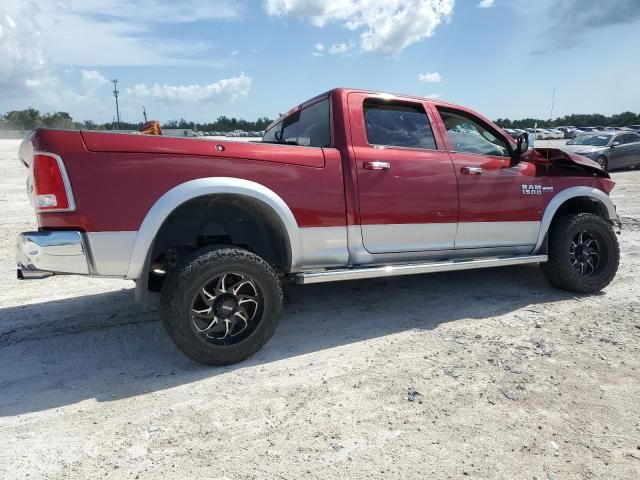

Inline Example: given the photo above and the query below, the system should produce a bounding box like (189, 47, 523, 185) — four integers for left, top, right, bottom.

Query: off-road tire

(540, 213, 619, 293)
(161, 246, 283, 365)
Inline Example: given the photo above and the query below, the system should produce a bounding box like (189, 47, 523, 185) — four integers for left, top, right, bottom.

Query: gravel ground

(1, 138, 639, 479)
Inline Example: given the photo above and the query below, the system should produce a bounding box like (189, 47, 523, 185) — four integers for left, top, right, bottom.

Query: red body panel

(346, 91, 458, 225)
(81, 131, 326, 168)
(29, 130, 345, 231)
(25, 88, 613, 236)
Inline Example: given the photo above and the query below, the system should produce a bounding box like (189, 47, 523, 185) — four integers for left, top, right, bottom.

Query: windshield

(567, 134, 612, 146)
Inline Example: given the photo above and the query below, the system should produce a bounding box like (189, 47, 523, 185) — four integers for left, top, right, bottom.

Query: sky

(1, 0, 639, 124)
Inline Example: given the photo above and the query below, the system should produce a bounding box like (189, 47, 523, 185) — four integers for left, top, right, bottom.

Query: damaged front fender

(524, 148, 610, 178)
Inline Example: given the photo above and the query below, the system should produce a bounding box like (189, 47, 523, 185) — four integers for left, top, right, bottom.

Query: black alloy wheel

(161, 247, 283, 365)
(190, 272, 263, 345)
(540, 213, 619, 293)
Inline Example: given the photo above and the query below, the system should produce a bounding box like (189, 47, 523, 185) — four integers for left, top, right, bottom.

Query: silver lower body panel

(294, 254, 548, 285)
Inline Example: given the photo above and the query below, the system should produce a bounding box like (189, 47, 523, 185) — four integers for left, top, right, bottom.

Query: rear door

(431, 105, 546, 250)
(348, 93, 458, 253)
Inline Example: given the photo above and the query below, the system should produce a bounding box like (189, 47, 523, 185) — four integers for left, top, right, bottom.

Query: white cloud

(312, 42, 325, 56)
(424, 93, 440, 99)
(265, 0, 454, 56)
(328, 42, 351, 54)
(418, 72, 442, 83)
(2, 0, 240, 67)
(478, 0, 495, 7)
(62, 0, 241, 24)
(126, 73, 253, 105)
(81, 69, 109, 90)
(0, 7, 47, 94)
(312, 40, 352, 56)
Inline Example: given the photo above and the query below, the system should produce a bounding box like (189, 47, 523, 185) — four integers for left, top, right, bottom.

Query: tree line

(495, 111, 640, 129)
(0, 109, 274, 133)
(3, 107, 639, 133)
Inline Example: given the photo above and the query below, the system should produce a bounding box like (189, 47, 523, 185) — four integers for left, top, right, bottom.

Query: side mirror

(611, 141, 621, 147)
(514, 132, 534, 161)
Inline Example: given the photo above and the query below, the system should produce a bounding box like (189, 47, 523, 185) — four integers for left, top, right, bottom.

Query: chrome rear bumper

(16, 231, 90, 279)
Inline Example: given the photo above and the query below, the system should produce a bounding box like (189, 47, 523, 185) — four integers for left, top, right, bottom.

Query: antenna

(111, 79, 121, 130)
(143, 106, 147, 122)
(546, 85, 557, 165)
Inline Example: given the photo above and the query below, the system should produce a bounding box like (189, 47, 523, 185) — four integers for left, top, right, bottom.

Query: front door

(617, 133, 640, 167)
(432, 106, 546, 250)
(348, 93, 459, 253)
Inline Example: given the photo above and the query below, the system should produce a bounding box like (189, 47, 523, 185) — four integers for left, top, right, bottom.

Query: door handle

(461, 166, 483, 175)
(364, 161, 391, 170)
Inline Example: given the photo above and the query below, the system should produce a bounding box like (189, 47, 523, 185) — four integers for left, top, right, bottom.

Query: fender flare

(532, 186, 618, 253)
(125, 177, 302, 279)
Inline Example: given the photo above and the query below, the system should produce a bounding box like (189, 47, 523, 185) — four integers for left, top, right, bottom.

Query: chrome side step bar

(294, 255, 548, 285)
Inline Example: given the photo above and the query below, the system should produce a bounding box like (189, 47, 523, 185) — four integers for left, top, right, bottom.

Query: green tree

(42, 112, 75, 129)
(4, 108, 42, 130)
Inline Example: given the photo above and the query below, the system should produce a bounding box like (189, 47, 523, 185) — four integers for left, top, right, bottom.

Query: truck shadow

(0, 265, 583, 417)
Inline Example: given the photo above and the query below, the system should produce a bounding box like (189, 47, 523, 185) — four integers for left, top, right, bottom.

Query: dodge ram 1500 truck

(16, 88, 621, 365)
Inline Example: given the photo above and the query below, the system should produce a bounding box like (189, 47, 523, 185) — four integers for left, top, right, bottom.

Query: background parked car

(503, 128, 520, 140)
(563, 131, 640, 171)
(533, 129, 556, 140)
(547, 129, 565, 139)
(564, 128, 584, 139)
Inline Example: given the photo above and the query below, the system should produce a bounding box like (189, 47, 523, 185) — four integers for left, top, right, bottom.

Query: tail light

(32, 152, 75, 212)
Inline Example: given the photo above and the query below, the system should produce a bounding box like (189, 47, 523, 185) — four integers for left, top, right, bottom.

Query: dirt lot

(1, 138, 639, 479)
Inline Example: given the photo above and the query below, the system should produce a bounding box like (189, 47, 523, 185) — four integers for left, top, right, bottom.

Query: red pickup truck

(16, 88, 620, 365)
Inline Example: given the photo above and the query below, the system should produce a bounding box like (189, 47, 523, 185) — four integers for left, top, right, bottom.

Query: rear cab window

(363, 100, 437, 150)
(262, 98, 331, 147)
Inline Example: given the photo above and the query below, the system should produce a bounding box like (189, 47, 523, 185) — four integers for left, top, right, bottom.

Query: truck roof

(329, 87, 461, 108)
(268, 87, 465, 132)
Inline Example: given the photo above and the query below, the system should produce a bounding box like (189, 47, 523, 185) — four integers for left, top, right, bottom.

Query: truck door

(348, 93, 459, 253)
(432, 105, 546, 250)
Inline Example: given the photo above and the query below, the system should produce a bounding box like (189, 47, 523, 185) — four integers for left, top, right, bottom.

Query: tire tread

(540, 213, 619, 293)
(160, 247, 283, 365)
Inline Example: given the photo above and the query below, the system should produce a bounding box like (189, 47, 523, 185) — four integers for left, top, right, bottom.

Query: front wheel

(160, 247, 283, 365)
(540, 213, 619, 293)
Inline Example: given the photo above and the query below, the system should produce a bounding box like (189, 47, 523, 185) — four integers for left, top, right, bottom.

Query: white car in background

(532, 129, 556, 140)
(547, 129, 565, 139)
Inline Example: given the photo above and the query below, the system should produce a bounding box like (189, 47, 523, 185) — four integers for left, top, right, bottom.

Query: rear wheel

(161, 247, 283, 365)
(540, 213, 619, 293)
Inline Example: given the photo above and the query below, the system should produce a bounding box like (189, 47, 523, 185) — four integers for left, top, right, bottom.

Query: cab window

(437, 108, 510, 157)
(262, 98, 330, 147)
(364, 100, 437, 149)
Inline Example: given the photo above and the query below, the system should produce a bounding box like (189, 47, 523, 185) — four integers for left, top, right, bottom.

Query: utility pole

(143, 106, 147, 122)
(111, 79, 121, 129)
(549, 85, 557, 123)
